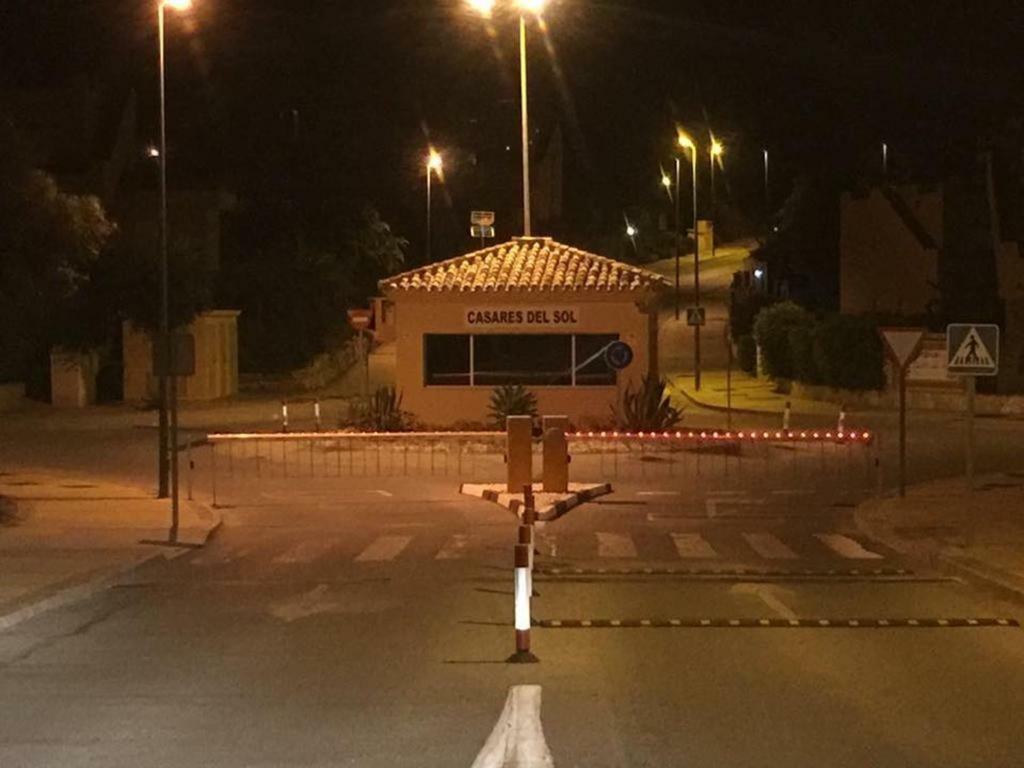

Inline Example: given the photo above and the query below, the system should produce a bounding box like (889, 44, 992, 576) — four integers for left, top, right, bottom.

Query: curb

(0, 508, 222, 634)
(461, 483, 613, 522)
(670, 381, 779, 417)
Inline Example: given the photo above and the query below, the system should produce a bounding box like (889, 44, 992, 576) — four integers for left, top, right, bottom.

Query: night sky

(3, 0, 1024, 258)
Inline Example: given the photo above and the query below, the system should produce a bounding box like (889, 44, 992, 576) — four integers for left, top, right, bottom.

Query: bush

(787, 325, 820, 384)
(753, 301, 815, 380)
(488, 384, 539, 427)
(730, 292, 777, 340)
(736, 335, 758, 376)
(812, 315, 884, 391)
(353, 386, 412, 432)
(611, 374, 683, 432)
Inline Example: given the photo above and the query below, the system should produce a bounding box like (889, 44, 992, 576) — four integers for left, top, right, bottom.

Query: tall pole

(519, 14, 532, 236)
(882, 142, 889, 180)
(157, 3, 170, 501)
(674, 156, 681, 320)
(426, 167, 432, 263)
(709, 146, 717, 265)
(763, 148, 770, 215)
(692, 146, 701, 392)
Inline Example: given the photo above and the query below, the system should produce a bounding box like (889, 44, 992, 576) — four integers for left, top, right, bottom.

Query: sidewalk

(670, 370, 843, 419)
(855, 472, 1024, 598)
(0, 470, 220, 631)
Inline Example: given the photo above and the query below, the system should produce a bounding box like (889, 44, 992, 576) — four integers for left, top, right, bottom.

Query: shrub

(730, 292, 777, 340)
(611, 374, 683, 432)
(753, 301, 815, 380)
(488, 384, 539, 427)
(787, 325, 820, 384)
(353, 386, 412, 432)
(736, 335, 758, 376)
(812, 315, 884, 391)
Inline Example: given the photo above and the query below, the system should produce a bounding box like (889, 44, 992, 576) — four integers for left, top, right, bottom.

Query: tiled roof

(381, 238, 669, 294)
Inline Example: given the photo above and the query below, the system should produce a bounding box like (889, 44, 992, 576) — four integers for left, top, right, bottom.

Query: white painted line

(707, 490, 748, 497)
(814, 533, 884, 560)
(371, 490, 394, 498)
(731, 583, 798, 621)
(272, 538, 338, 564)
(471, 686, 555, 768)
(596, 532, 637, 558)
(637, 491, 680, 497)
(742, 532, 798, 560)
(706, 498, 767, 518)
(355, 535, 413, 562)
(670, 532, 718, 559)
(436, 534, 472, 560)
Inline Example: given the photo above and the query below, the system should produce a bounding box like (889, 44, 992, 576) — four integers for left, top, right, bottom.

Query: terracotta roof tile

(381, 238, 668, 294)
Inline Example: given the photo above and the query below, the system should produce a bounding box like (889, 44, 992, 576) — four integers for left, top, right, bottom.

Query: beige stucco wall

(123, 310, 240, 402)
(840, 187, 942, 315)
(50, 349, 99, 408)
(387, 291, 657, 428)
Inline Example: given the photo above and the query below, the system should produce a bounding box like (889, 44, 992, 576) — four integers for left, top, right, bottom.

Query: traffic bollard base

(506, 650, 540, 664)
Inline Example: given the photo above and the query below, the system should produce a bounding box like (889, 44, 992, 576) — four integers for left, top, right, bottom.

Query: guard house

(379, 237, 669, 427)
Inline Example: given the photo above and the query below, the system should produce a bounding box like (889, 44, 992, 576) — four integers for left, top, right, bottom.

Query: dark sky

(3, 0, 1024, 254)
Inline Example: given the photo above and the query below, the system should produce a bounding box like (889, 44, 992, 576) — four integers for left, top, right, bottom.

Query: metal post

(210, 441, 218, 508)
(519, 14, 532, 236)
(314, 399, 322, 432)
(726, 328, 734, 430)
(966, 375, 976, 491)
(783, 401, 791, 431)
(426, 166, 432, 263)
(156, 3, 170, 500)
(508, 542, 538, 664)
(281, 401, 289, 433)
(692, 146, 702, 391)
(186, 439, 193, 501)
(898, 368, 908, 497)
(170, 374, 179, 543)
(674, 156, 681, 320)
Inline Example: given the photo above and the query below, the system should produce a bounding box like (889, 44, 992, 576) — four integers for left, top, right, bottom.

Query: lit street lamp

(677, 129, 702, 391)
(426, 149, 443, 262)
(156, 0, 192, 539)
(468, 0, 548, 236)
(709, 136, 723, 267)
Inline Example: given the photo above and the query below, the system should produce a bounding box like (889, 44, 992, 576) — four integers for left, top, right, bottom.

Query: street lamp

(709, 136, 723, 266)
(468, 0, 548, 236)
(677, 129, 702, 391)
(426, 149, 443, 262)
(156, 0, 192, 539)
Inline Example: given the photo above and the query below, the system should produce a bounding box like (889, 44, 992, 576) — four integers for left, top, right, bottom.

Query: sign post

(879, 328, 926, 497)
(471, 211, 496, 249)
(947, 324, 1000, 490)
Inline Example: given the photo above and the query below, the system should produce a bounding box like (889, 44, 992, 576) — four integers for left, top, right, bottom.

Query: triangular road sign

(880, 327, 925, 369)
(950, 328, 994, 368)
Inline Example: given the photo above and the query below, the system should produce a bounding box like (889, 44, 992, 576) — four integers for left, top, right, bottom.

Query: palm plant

(611, 374, 682, 432)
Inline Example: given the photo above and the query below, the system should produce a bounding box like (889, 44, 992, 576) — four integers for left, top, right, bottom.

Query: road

(2, 455, 1023, 766)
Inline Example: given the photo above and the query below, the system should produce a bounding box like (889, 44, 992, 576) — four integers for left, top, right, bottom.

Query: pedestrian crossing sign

(947, 324, 999, 376)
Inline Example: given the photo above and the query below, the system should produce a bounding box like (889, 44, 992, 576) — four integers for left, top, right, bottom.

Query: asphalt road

(2, 466, 1023, 767)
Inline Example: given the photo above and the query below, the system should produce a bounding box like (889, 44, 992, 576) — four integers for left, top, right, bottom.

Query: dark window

(474, 335, 573, 386)
(575, 334, 619, 386)
(424, 335, 471, 386)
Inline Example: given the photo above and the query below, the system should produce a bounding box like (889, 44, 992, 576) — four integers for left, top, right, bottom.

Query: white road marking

(272, 539, 338, 564)
(355, 535, 413, 562)
(637, 491, 680, 497)
(268, 584, 338, 623)
(436, 534, 471, 560)
(706, 490, 748, 497)
(705, 498, 767, 518)
(815, 533, 884, 560)
(471, 685, 554, 768)
(731, 584, 799, 621)
(742, 532, 798, 560)
(596, 532, 637, 558)
(371, 490, 394, 497)
(670, 532, 718, 559)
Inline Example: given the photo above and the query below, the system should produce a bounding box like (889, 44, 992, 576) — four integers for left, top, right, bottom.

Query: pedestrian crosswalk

(192, 529, 887, 568)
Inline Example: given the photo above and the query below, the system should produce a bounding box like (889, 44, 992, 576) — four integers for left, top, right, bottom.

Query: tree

(0, 119, 115, 381)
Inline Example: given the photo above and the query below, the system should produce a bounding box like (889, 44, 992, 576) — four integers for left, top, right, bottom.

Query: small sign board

(471, 211, 496, 227)
(470, 225, 496, 239)
(605, 341, 634, 371)
(686, 307, 706, 327)
(947, 324, 999, 376)
(879, 327, 925, 370)
(152, 332, 196, 377)
(347, 309, 373, 332)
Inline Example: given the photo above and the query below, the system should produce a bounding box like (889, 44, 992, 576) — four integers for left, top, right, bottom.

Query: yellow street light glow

(467, 0, 496, 16)
(661, 174, 672, 189)
(517, 0, 548, 14)
(163, 0, 193, 10)
(711, 139, 724, 157)
(677, 131, 695, 151)
(626, 224, 638, 238)
(427, 150, 443, 173)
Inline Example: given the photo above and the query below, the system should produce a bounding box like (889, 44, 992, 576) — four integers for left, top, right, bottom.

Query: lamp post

(678, 130, 701, 391)
(763, 147, 770, 216)
(670, 159, 681, 320)
(709, 137, 723, 266)
(157, 0, 191, 536)
(426, 149, 443, 263)
(468, 0, 547, 236)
